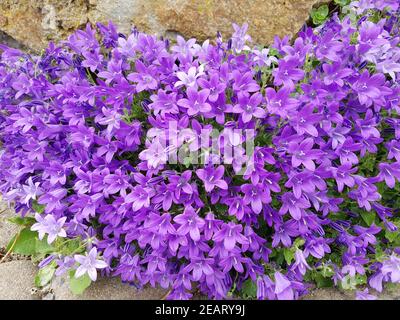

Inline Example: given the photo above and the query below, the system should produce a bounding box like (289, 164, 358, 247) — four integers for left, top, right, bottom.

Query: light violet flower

(274, 272, 294, 300)
(74, 247, 108, 281)
(381, 254, 400, 283)
(21, 177, 41, 205)
(174, 65, 204, 88)
(356, 288, 377, 300)
(31, 213, 67, 244)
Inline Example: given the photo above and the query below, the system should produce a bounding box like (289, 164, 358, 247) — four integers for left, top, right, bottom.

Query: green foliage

(385, 229, 399, 243)
(340, 274, 366, 290)
(6, 227, 54, 256)
(334, 0, 350, 6)
(311, 5, 330, 25)
(7, 216, 36, 227)
(69, 270, 91, 295)
(283, 248, 295, 265)
(360, 211, 376, 226)
(283, 238, 305, 265)
(31, 200, 45, 214)
(313, 273, 334, 288)
(241, 279, 257, 299)
(35, 262, 56, 287)
(317, 263, 335, 278)
(358, 153, 377, 174)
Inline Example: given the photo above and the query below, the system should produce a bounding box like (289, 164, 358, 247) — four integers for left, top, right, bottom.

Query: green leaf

(35, 263, 56, 287)
(334, 0, 350, 6)
(317, 264, 334, 278)
(7, 227, 54, 256)
(62, 238, 84, 255)
(354, 274, 367, 286)
(340, 275, 356, 290)
(311, 5, 329, 25)
(360, 211, 376, 226)
(7, 216, 36, 226)
(385, 229, 399, 243)
(214, 203, 228, 215)
(283, 248, 295, 265)
(69, 270, 91, 295)
(268, 48, 279, 57)
(35, 238, 54, 254)
(293, 238, 305, 248)
(313, 273, 333, 288)
(241, 279, 257, 298)
(7, 228, 37, 255)
(31, 200, 45, 214)
(358, 153, 376, 174)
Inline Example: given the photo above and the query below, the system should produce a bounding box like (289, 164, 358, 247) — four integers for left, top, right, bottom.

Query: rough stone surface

(0, 0, 88, 51)
(0, 30, 26, 50)
(0, 0, 326, 51)
(303, 286, 400, 300)
(50, 274, 168, 300)
(0, 260, 36, 300)
(303, 288, 354, 300)
(0, 197, 18, 249)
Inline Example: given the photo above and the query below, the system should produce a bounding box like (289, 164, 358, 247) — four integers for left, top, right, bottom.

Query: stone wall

(0, 0, 326, 51)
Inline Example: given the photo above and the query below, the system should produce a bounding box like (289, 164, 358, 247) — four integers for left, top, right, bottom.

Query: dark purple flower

(196, 165, 228, 193)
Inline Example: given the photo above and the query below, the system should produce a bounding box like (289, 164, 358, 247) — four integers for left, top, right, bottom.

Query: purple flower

(315, 31, 343, 61)
(288, 138, 322, 171)
(265, 87, 298, 118)
(274, 272, 294, 300)
(253, 48, 278, 67)
(197, 73, 226, 102)
(378, 162, 400, 188)
(335, 137, 361, 165)
(31, 213, 67, 244)
(74, 247, 108, 281)
(175, 66, 204, 88)
(183, 257, 214, 281)
(387, 140, 400, 162)
(381, 254, 400, 283)
(231, 23, 252, 53)
(241, 183, 270, 214)
(304, 237, 331, 259)
(232, 92, 266, 123)
(12, 74, 32, 99)
(21, 177, 42, 205)
(273, 57, 304, 89)
(168, 170, 193, 198)
(232, 70, 260, 93)
(173, 206, 205, 241)
(127, 60, 158, 92)
(272, 221, 299, 247)
(279, 192, 311, 220)
(352, 71, 388, 107)
(177, 87, 212, 116)
(290, 105, 322, 137)
(292, 249, 311, 275)
(285, 171, 316, 198)
(332, 163, 357, 192)
(150, 90, 179, 116)
(125, 186, 155, 211)
(196, 165, 228, 193)
(354, 224, 381, 247)
(356, 288, 377, 300)
(213, 222, 249, 251)
(2, 9, 400, 301)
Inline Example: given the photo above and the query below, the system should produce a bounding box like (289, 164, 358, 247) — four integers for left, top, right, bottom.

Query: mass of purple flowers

(1, 0, 400, 300)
